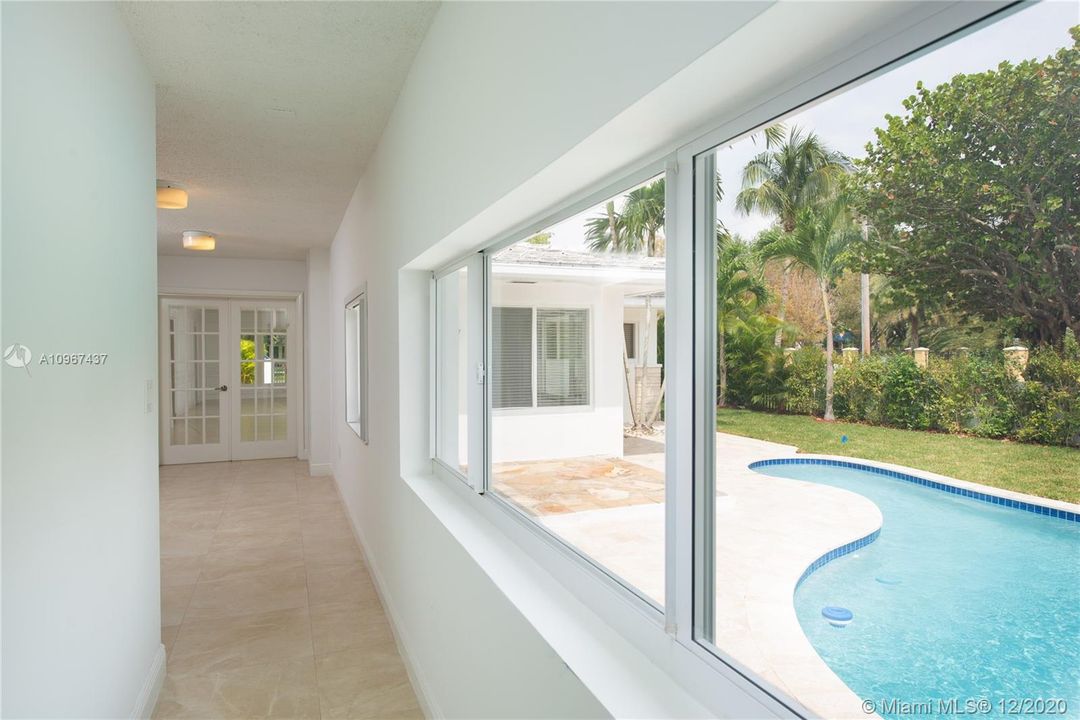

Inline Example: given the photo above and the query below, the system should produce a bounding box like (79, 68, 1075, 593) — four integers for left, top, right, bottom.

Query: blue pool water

(751, 460, 1080, 719)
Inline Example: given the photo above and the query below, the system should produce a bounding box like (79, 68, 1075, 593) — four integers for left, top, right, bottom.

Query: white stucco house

(489, 244, 665, 463)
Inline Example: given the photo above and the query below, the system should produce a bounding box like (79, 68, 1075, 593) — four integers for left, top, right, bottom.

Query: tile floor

(157, 458, 422, 719)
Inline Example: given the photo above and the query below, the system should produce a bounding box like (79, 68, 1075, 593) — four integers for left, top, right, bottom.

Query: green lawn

(716, 408, 1080, 504)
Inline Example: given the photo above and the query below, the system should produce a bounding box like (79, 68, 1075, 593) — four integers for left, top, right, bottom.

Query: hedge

(748, 336, 1080, 448)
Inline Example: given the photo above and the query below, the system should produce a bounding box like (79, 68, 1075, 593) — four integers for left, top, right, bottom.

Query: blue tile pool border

(749, 457, 1079, 524)
(795, 527, 881, 590)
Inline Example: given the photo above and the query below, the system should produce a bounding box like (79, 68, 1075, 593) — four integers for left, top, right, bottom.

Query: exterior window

(491, 307, 534, 409)
(623, 322, 637, 360)
(491, 307, 590, 410)
(537, 309, 588, 407)
(345, 292, 367, 442)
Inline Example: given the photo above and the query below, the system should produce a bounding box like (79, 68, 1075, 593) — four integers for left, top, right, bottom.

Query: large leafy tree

(758, 196, 859, 420)
(716, 233, 768, 406)
(585, 179, 666, 256)
(857, 27, 1080, 347)
(736, 124, 850, 344)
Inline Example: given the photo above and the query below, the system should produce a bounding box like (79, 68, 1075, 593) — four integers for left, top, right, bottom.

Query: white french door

(159, 297, 298, 465)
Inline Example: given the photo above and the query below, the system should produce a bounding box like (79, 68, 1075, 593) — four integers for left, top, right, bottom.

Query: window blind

(537, 308, 588, 407)
(623, 322, 637, 360)
(492, 307, 533, 409)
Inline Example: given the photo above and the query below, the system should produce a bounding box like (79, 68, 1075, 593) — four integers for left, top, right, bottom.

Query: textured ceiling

(120, 2, 439, 260)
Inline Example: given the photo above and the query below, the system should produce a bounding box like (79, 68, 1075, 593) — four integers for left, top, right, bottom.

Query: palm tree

(757, 197, 859, 420)
(585, 179, 665, 256)
(716, 232, 768, 407)
(736, 124, 850, 345)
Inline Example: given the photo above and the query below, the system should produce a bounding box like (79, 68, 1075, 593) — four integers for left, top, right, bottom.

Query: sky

(541, 1, 1077, 252)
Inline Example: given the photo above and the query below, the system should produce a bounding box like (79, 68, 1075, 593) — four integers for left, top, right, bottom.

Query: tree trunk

(774, 264, 790, 347)
(718, 328, 727, 407)
(909, 306, 920, 348)
(606, 201, 619, 250)
(821, 281, 835, 421)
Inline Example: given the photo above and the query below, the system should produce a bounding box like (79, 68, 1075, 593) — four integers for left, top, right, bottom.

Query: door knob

(218, 385, 228, 392)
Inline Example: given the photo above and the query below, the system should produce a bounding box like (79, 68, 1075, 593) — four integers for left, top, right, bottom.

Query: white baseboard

(130, 643, 166, 719)
(329, 474, 442, 719)
(308, 462, 333, 477)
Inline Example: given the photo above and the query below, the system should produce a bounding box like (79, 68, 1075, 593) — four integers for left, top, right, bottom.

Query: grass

(716, 408, 1080, 504)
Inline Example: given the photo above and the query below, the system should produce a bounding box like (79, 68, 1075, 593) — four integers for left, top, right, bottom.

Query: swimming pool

(750, 458, 1080, 719)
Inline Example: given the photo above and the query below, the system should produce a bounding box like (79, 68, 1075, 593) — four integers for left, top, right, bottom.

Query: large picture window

(431, 5, 1079, 716)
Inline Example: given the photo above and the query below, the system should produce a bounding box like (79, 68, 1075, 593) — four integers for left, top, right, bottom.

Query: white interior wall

(158, 255, 307, 294)
(326, 3, 776, 716)
(1, 2, 162, 716)
(305, 249, 333, 474)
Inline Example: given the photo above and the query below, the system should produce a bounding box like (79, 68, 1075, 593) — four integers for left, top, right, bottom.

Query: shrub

(833, 355, 888, 423)
(928, 352, 1018, 438)
(1015, 337, 1080, 447)
(881, 354, 937, 429)
(784, 347, 826, 415)
(723, 316, 789, 411)
(772, 341, 1080, 447)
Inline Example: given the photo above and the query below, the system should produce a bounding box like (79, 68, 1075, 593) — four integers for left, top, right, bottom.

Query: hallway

(158, 460, 421, 719)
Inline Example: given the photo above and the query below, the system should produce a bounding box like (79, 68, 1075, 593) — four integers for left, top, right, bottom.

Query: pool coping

(752, 455, 1080, 524)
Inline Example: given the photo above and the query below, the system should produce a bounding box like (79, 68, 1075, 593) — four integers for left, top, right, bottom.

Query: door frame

(158, 288, 306, 464)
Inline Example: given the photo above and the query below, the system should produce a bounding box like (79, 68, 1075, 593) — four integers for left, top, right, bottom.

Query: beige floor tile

(302, 537, 365, 572)
(298, 477, 340, 506)
(199, 541, 305, 583)
(316, 644, 422, 719)
(306, 564, 378, 607)
(227, 481, 299, 509)
(161, 508, 224, 536)
(187, 566, 309, 620)
(300, 517, 355, 545)
(162, 583, 196, 627)
(162, 531, 215, 559)
(310, 598, 394, 657)
(160, 459, 419, 718)
(168, 607, 314, 675)
(299, 501, 349, 524)
(162, 555, 204, 587)
(162, 624, 181, 652)
(154, 657, 320, 720)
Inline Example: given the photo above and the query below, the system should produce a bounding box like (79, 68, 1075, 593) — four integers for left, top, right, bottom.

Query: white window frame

(432, 256, 486, 492)
(428, 5, 1014, 716)
(345, 287, 368, 444)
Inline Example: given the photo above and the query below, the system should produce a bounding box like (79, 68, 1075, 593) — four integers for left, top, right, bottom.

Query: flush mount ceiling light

(156, 181, 188, 209)
(182, 230, 216, 251)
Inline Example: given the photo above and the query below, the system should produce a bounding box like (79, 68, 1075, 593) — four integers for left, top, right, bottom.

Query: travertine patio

(494, 431, 882, 719)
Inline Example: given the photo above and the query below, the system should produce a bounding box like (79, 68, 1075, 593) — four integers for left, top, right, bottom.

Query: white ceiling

(120, 1, 439, 260)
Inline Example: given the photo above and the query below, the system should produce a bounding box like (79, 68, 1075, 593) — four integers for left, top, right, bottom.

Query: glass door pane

(160, 299, 229, 464)
(231, 300, 297, 460)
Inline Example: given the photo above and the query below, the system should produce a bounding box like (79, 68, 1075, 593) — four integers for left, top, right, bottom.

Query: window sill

(345, 421, 367, 443)
(402, 471, 783, 719)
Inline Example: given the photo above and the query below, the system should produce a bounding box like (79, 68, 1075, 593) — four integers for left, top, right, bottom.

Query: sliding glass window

(488, 173, 669, 608)
(693, 6, 1079, 717)
(434, 257, 485, 490)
